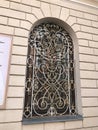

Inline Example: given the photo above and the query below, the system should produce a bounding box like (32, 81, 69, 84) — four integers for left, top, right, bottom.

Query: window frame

(22, 18, 83, 124)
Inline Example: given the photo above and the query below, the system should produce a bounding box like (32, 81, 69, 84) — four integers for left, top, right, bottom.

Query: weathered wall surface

(0, 0, 98, 130)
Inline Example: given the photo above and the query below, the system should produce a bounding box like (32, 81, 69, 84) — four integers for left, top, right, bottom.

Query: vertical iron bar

(31, 47, 35, 117)
(67, 38, 71, 114)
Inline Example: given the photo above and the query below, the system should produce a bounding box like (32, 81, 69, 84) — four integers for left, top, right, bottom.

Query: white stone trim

(67, 0, 98, 9)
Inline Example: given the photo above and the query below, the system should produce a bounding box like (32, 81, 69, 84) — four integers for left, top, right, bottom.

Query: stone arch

(23, 17, 82, 124)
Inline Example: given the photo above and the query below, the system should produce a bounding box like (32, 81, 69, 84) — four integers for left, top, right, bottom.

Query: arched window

(23, 19, 82, 124)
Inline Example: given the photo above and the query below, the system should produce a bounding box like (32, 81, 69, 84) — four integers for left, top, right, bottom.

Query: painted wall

(0, 0, 98, 130)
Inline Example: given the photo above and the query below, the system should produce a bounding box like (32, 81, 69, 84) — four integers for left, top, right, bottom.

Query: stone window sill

(22, 114, 83, 125)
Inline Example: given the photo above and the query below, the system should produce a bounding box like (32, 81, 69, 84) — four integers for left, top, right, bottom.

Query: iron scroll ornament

(23, 23, 76, 120)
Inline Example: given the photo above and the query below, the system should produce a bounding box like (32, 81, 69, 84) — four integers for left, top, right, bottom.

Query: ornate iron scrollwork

(23, 23, 76, 120)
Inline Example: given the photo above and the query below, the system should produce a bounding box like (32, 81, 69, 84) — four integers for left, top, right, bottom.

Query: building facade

(0, 0, 98, 130)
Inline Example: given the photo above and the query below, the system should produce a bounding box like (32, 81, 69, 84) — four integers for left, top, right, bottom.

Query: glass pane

(23, 23, 75, 119)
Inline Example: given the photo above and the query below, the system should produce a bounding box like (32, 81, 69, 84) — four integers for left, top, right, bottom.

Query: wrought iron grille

(23, 23, 76, 120)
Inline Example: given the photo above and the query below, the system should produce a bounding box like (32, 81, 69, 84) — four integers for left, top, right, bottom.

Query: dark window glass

(23, 23, 76, 122)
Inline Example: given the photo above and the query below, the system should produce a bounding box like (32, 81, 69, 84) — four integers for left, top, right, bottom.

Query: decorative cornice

(69, 0, 98, 9)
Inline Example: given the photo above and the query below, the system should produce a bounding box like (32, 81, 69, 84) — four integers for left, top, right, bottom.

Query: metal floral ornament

(23, 23, 75, 120)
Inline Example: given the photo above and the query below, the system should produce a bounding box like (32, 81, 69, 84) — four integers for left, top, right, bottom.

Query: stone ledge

(22, 114, 83, 125)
